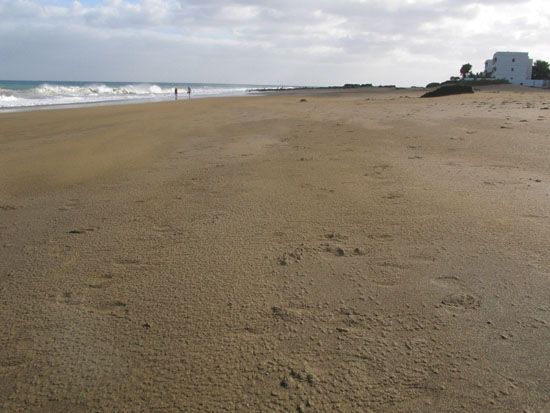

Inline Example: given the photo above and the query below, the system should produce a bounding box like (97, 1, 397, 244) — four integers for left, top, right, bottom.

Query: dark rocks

(421, 85, 474, 98)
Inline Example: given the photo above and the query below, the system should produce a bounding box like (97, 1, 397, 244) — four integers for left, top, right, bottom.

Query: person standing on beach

(187, 86, 192, 100)
(174, 87, 178, 101)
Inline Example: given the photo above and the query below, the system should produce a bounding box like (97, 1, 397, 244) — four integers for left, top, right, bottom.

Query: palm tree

(460, 64, 472, 79)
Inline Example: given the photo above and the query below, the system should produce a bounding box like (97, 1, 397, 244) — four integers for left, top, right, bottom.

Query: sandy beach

(1, 86, 549, 412)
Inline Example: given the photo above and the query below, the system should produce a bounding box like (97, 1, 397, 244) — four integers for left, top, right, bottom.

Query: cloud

(0, 0, 548, 85)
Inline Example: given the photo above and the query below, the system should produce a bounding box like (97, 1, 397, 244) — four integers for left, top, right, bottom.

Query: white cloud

(0, 0, 548, 85)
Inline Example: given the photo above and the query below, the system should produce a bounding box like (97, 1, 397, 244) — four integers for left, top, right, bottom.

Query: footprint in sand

(59, 199, 82, 211)
(321, 243, 366, 258)
(368, 164, 394, 180)
(87, 273, 114, 289)
(382, 192, 403, 200)
(408, 254, 436, 265)
(522, 214, 548, 220)
(271, 306, 299, 322)
(441, 293, 480, 310)
(57, 291, 81, 306)
(68, 227, 97, 234)
(97, 300, 128, 318)
(431, 275, 461, 288)
(325, 245, 346, 257)
(277, 246, 306, 266)
(280, 366, 318, 391)
(87, 282, 108, 289)
(352, 247, 367, 256)
(373, 164, 391, 175)
(115, 257, 140, 265)
(324, 232, 348, 242)
(367, 234, 394, 241)
(370, 261, 406, 286)
(0, 205, 17, 211)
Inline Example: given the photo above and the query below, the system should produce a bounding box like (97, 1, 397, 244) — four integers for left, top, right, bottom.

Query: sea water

(0, 80, 283, 111)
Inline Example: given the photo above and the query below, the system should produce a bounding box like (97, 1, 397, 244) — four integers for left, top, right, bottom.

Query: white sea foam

(0, 95, 18, 102)
(0, 82, 255, 109)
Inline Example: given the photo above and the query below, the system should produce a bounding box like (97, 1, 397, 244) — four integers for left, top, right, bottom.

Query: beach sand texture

(1, 87, 549, 412)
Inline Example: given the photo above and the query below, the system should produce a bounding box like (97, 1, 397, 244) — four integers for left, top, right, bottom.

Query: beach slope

(1, 88, 549, 411)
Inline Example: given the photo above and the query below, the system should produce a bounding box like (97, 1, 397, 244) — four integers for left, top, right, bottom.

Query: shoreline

(0, 90, 266, 114)
(4, 83, 547, 114)
(0, 86, 418, 115)
(0, 79, 283, 113)
(0, 85, 430, 114)
(0, 86, 413, 114)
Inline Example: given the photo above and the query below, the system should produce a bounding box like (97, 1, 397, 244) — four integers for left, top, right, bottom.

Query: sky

(0, 0, 549, 86)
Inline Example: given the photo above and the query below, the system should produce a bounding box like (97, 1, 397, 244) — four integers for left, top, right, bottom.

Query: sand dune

(1, 87, 549, 411)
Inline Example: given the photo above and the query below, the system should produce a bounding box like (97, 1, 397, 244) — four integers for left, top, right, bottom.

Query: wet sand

(1, 87, 549, 412)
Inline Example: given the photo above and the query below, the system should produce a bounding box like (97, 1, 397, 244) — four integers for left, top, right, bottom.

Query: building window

(512, 58, 515, 62)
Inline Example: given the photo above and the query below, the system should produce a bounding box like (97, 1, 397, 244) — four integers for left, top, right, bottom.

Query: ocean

(0, 80, 283, 111)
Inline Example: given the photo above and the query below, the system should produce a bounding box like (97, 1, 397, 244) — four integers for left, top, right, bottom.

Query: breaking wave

(0, 82, 254, 109)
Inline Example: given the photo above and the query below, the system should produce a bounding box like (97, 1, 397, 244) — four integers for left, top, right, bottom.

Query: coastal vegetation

(426, 78, 509, 89)
(532, 60, 550, 80)
(460, 63, 472, 78)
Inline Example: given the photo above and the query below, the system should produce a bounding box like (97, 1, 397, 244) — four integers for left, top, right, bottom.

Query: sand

(0, 86, 549, 412)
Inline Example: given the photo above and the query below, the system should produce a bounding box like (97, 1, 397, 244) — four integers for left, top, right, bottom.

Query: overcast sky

(0, 0, 548, 86)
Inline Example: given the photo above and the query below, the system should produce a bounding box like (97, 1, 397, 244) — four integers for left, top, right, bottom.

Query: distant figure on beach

(174, 87, 178, 100)
(187, 87, 192, 100)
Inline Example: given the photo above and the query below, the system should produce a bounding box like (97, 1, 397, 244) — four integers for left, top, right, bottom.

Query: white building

(484, 52, 533, 84)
